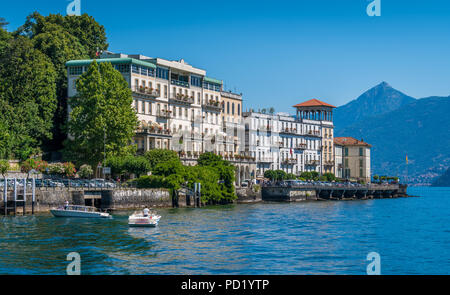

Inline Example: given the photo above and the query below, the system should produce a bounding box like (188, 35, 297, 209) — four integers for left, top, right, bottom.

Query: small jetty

(1, 178, 37, 216)
(261, 184, 409, 202)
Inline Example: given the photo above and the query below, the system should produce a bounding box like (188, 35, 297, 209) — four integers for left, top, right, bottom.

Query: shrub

(0, 160, 9, 177)
(78, 164, 93, 179)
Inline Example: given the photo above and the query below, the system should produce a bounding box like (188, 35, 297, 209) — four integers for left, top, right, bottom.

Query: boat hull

(51, 209, 110, 218)
(128, 215, 161, 227)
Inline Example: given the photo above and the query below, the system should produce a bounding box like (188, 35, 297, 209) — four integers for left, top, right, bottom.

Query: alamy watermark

(366, 252, 381, 275)
(66, 252, 81, 275)
(367, 0, 381, 17)
(67, 0, 81, 16)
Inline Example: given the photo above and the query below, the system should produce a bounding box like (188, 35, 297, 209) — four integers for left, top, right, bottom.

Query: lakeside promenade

(1, 179, 409, 215)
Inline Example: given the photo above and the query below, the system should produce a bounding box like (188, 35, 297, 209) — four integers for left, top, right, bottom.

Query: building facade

(66, 52, 256, 184)
(334, 137, 372, 182)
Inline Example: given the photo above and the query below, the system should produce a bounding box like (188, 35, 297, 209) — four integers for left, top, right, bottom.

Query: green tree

(15, 12, 108, 152)
(64, 61, 138, 166)
(322, 173, 336, 182)
(145, 149, 180, 170)
(16, 12, 108, 59)
(32, 23, 88, 151)
(0, 36, 57, 160)
(286, 173, 297, 180)
(264, 170, 277, 181)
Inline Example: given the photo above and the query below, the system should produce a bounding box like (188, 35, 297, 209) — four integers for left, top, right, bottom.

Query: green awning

(204, 76, 222, 85)
(65, 58, 156, 69)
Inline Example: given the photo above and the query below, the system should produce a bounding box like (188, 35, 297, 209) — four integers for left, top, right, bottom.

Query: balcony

(257, 157, 273, 163)
(282, 158, 297, 165)
(324, 160, 335, 166)
(203, 100, 223, 112)
(257, 125, 272, 133)
(169, 93, 195, 105)
(137, 126, 172, 137)
(133, 86, 160, 98)
(306, 130, 321, 137)
(306, 160, 319, 166)
(294, 143, 307, 150)
(280, 128, 298, 135)
(171, 79, 190, 88)
(156, 109, 172, 119)
(223, 154, 256, 163)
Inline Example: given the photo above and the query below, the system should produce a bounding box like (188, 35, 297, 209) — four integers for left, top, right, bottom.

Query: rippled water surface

(1, 187, 449, 274)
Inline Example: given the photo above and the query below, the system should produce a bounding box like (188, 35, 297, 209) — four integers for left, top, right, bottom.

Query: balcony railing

(280, 128, 298, 135)
(306, 130, 321, 137)
(171, 79, 190, 88)
(203, 100, 223, 111)
(257, 157, 273, 163)
(282, 158, 297, 165)
(137, 127, 172, 136)
(133, 86, 160, 98)
(294, 144, 307, 150)
(156, 109, 172, 119)
(324, 161, 335, 166)
(306, 160, 319, 166)
(169, 93, 195, 105)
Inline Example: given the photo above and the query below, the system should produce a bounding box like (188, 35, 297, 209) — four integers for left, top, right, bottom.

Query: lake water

(0, 187, 449, 275)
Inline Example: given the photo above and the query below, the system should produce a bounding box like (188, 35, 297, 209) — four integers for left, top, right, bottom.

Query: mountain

(432, 167, 450, 187)
(336, 95, 450, 184)
(334, 82, 416, 129)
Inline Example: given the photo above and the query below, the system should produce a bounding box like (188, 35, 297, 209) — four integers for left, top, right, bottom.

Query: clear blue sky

(2, 0, 450, 112)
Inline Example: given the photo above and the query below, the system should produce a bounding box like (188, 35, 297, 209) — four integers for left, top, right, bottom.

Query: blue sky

(2, 0, 450, 112)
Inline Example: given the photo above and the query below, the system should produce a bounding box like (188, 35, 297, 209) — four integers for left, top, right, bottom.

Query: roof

(293, 99, 336, 108)
(204, 76, 223, 85)
(65, 58, 157, 69)
(334, 137, 372, 147)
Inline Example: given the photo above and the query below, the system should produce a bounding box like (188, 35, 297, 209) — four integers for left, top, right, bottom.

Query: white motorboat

(51, 205, 110, 218)
(128, 211, 161, 227)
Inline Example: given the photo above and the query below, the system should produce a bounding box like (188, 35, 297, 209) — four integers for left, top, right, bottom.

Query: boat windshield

(65, 205, 97, 212)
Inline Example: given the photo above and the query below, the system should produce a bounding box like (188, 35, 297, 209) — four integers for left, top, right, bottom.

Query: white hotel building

(243, 99, 336, 178)
(67, 52, 232, 156)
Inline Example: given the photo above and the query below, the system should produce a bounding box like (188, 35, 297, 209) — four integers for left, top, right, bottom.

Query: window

(164, 85, 167, 98)
(141, 67, 148, 76)
(69, 66, 83, 75)
(232, 103, 235, 115)
(360, 159, 363, 167)
(238, 104, 241, 116)
(156, 67, 169, 80)
(114, 64, 130, 73)
(345, 148, 349, 157)
(227, 102, 230, 114)
(359, 148, 363, 156)
(191, 75, 202, 87)
(132, 65, 140, 74)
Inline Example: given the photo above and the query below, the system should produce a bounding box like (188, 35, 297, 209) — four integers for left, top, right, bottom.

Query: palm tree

(269, 107, 275, 115)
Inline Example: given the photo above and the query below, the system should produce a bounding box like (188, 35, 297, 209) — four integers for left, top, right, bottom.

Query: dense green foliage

(299, 171, 320, 181)
(133, 152, 236, 204)
(144, 149, 179, 170)
(104, 155, 150, 178)
(0, 35, 57, 160)
(0, 159, 9, 177)
(264, 170, 287, 181)
(64, 61, 138, 166)
(0, 13, 108, 159)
